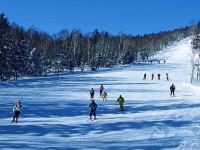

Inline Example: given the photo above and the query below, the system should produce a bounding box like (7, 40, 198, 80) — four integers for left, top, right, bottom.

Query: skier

(102, 91, 108, 101)
(143, 73, 147, 80)
(157, 73, 161, 80)
(90, 88, 95, 98)
(151, 73, 154, 80)
(99, 84, 104, 97)
(116, 95, 125, 111)
(170, 84, 176, 96)
(166, 73, 169, 81)
(164, 60, 166, 63)
(89, 100, 97, 120)
(11, 101, 22, 123)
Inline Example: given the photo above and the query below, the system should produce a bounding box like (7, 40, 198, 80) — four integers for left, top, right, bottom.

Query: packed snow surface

(1, 37, 200, 150)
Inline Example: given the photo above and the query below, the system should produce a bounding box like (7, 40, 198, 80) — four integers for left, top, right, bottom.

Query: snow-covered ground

(1, 37, 200, 150)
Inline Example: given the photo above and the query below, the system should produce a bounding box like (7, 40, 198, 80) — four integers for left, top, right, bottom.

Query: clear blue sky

(0, 0, 200, 35)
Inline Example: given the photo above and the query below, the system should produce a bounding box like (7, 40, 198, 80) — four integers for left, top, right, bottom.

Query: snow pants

(119, 103, 124, 111)
(103, 97, 107, 101)
(90, 93, 94, 98)
(12, 111, 20, 122)
(90, 110, 96, 118)
(170, 90, 175, 96)
(100, 90, 103, 97)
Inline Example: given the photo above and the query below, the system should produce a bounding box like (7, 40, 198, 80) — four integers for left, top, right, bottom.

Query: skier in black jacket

(170, 84, 176, 96)
(157, 73, 161, 80)
(143, 73, 147, 80)
(89, 100, 97, 120)
(151, 73, 154, 80)
(166, 73, 169, 81)
(90, 88, 95, 98)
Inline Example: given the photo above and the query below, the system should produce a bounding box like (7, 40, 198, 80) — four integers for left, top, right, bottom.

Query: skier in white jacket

(11, 101, 22, 123)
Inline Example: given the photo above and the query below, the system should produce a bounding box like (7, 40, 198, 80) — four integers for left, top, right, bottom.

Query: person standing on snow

(151, 73, 154, 80)
(143, 73, 147, 80)
(11, 101, 22, 123)
(102, 91, 108, 101)
(170, 84, 176, 96)
(99, 84, 104, 97)
(90, 88, 95, 98)
(89, 100, 97, 120)
(166, 73, 169, 81)
(116, 95, 125, 111)
(157, 73, 161, 80)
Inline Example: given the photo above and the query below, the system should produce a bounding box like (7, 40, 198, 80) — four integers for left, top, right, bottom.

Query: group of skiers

(89, 84, 125, 120)
(11, 82, 176, 122)
(90, 85, 108, 101)
(143, 73, 175, 96)
(89, 81, 175, 120)
(143, 73, 169, 81)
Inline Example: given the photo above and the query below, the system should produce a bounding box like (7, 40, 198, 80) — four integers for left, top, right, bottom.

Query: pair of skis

(87, 118, 97, 121)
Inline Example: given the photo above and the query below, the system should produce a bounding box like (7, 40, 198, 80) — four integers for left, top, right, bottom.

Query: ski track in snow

(1, 37, 200, 149)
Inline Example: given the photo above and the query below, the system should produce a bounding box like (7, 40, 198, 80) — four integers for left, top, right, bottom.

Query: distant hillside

(0, 12, 197, 81)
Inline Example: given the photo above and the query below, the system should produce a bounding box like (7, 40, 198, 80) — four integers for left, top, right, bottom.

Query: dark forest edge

(191, 22, 200, 83)
(0, 12, 198, 81)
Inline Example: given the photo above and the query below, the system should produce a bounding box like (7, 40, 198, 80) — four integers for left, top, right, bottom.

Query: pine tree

(0, 13, 15, 80)
(191, 22, 200, 83)
(11, 25, 30, 79)
(29, 48, 44, 76)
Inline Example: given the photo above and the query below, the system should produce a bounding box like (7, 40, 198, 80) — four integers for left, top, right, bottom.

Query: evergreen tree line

(0, 13, 194, 81)
(191, 22, 200, 83)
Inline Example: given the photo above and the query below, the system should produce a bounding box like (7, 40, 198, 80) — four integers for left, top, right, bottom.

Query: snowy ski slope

(1, 37, 200, 150)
